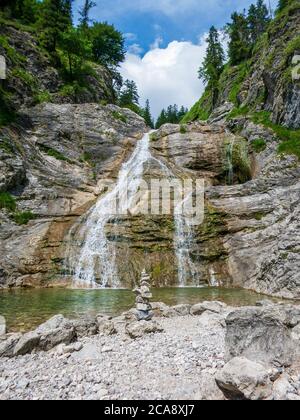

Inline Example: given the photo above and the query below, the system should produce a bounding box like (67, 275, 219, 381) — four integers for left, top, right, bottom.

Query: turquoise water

(0, 287, 286, 332)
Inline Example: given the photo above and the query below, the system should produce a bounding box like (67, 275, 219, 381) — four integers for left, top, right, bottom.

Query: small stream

(0, 287, 287, 332)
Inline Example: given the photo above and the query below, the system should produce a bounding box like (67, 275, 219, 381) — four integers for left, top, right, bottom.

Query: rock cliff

(0, 8, 299, 300)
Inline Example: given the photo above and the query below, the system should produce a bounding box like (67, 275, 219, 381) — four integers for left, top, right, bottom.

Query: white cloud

(124, 33, 137, 41)
(127, 43, 144, 55)
(120, 37, 208, 119)
(150, 36, 164, 50)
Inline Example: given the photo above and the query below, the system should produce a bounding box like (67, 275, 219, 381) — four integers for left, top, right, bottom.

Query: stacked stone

(133, 269, 154, 321)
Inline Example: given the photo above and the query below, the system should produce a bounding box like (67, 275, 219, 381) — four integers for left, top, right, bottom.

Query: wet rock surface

(0, 103, 146, 287)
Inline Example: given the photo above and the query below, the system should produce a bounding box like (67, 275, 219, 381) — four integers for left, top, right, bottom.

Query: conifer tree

(79, 0, 96, 29)
(119, 80, 139, 107)
(248, 0, 270, 44)
(198, 26, 225, 106)
(143, 99, 154, 128)
(226, 11, 251, 65)
(39, 0, 73, 52)
(155, 109, 167, 129)
(276, 0, 291, 13)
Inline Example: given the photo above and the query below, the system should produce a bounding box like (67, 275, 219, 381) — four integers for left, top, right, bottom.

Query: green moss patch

(251, 139, 267, 153)
(13, 211, 35, 225)
(38, 144, 72, 163)
(0, 192, 16, 211)
(251, 111, 300, 160)
(112, 111, 127, 123)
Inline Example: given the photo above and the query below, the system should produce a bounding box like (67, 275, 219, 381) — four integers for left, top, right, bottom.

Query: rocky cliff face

(0, 23, 115, 112)
(0, 11, 299, 300)
(0, 103, 146, 287)
(1, 105, 299, 299)
(185, 3, 300, 130)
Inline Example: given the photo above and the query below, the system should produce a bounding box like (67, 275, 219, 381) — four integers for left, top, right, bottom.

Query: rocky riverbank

(0, 300, 299, 400)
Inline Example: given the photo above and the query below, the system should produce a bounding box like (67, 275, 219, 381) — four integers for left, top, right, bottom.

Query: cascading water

(70, 130, 199, 288)
(174, 194, 199, 287)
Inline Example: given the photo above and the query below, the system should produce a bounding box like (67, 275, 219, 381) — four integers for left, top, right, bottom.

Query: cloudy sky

(73, 0, 278, 118)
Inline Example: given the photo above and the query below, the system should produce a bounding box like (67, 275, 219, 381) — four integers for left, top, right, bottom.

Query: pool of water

(0, 287, 288, 333)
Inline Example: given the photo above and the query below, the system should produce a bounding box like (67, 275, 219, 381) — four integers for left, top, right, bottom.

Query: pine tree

(119, 80, 139, 107)
(248, 0, 270, 44)
(276, 0, 291, 13)
(155, 109, 167, 129)
(143, 99, 154, 128)
(226, 11, 251, 65)
(79, 0, 96, 29)
(39, 0, 73, 53)
(178, 106, 187, 121)
(198, 26, 225, 106)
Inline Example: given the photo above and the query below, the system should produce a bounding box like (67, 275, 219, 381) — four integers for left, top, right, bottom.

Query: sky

(73, 0, 278, 118)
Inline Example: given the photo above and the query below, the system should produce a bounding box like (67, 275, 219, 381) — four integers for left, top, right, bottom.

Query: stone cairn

(133, 269, 154, 321)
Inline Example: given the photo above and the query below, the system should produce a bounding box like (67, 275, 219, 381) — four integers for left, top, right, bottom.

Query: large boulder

(125, 321, 164, 339)
(96, 315, 116, 336)
(0, 333, 22, 357)
(14, 331, 41, 356)
(190, 301, 226, 316)
(162, 304, 191, 318)
(71, 316, 98, 338)
(215, 357, 273, 400)
(225, 305, 300, 367)
(35, 315, 75, 351)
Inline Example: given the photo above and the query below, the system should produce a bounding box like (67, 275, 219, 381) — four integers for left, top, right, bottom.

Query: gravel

(0, 314, 225, 400)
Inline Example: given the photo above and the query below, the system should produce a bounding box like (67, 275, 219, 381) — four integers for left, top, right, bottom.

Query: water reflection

(0, 287, 289, 332)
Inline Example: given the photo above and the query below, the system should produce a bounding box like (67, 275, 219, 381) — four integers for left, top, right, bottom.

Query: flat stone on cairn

(133, 269, 154, 321)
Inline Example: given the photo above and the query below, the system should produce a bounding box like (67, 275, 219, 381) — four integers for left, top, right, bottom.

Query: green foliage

(0, 137, 14, 154)
(112, 111, 127, 123)
(155, 105, 188, 128)
(0, 35, 26, 64)
(0, 192, 16, 212)
(251, 111, 300, 160)
(227, 62, 251, 105)
(34, 90, 52, 104)
(11, 68, 38, 88)
(142, 99, 154, 128)
(198, 26, 225, 106)
(284, 36, 300, 62)
(227, 106, 250, 120)
(79, 0, 96, 29)
(89, 22, 125, 68)
(38, 0, 73, 52)
(226, 11, 251, 65)
(248, 0, 270, 44)
(181, 89, 212, 123)
(276, 0, 293, 14)
(39, 144, 71, 162)
(13, 211, 35, 225)
(119, 79, 139, 107)
(180, 125, 187, 134)
(251, 138, 267, 153)
(59, 28, 92, 79)
(278, 138, 300, 160)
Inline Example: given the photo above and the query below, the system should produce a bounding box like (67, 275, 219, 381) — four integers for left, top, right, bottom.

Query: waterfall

(174, 195, 199, 287)
(70, 131, 199, 288)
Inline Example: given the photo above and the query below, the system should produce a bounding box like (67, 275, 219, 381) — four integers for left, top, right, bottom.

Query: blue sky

(73, 0, 278, 118)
